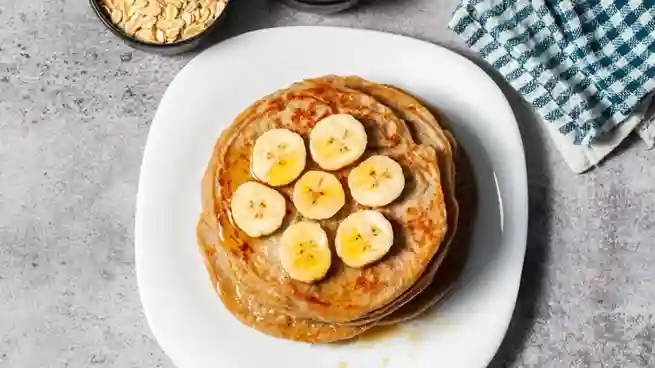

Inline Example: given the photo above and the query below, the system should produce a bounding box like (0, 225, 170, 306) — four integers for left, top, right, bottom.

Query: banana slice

(292, 171, 345, 220)
(279, 221, 332, 283)
(252, 129, 307, 187)
(309, 114, 367, 170)
(335, 210, 394, 268)
(230, 181, 287, 238)
(348, 155, 405, 207)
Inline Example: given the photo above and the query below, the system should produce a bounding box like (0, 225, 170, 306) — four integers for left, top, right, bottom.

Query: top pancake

(201, 79, 449, 323)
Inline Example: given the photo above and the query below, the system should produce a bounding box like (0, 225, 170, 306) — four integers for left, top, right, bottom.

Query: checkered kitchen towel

(449, 0, 655, 172)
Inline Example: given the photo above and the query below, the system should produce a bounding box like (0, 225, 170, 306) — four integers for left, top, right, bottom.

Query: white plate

(135, 26, 528, 368)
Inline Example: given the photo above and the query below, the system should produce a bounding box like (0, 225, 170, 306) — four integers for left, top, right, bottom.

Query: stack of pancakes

(197, 75, 476, 342)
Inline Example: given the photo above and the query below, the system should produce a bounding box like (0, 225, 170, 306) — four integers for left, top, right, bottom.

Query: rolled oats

(166, 0, 184, 8)
(100, 0, 227, 44)
(181, 11, 194, 26)
(182, 23, 204, 40)
(135, 26, 156, 42)
(164, 4, 178, 20)
(110, 8, 123, 24)
(156, 29, 166, 42)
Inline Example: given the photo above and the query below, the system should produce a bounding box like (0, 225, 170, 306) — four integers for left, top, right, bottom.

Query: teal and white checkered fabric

(449, 0, 655, 145)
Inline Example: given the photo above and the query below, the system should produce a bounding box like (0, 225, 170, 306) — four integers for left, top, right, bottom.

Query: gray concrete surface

(1, 0, 654, 367)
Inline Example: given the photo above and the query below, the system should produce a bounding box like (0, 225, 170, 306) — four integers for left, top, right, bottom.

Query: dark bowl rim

(89, 0, 228, 49)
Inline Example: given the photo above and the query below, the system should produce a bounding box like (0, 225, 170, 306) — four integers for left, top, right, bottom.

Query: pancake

(196, 145, 473, 342)
(197, 147, 473, 342)
(302, 76, 460, 325)
(198, 208, 370, 343)
(350, 78, 461, 324)
(200, 79, 448, 323)
(196, 75, 476, 342)
(380, 132, 476, 325)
